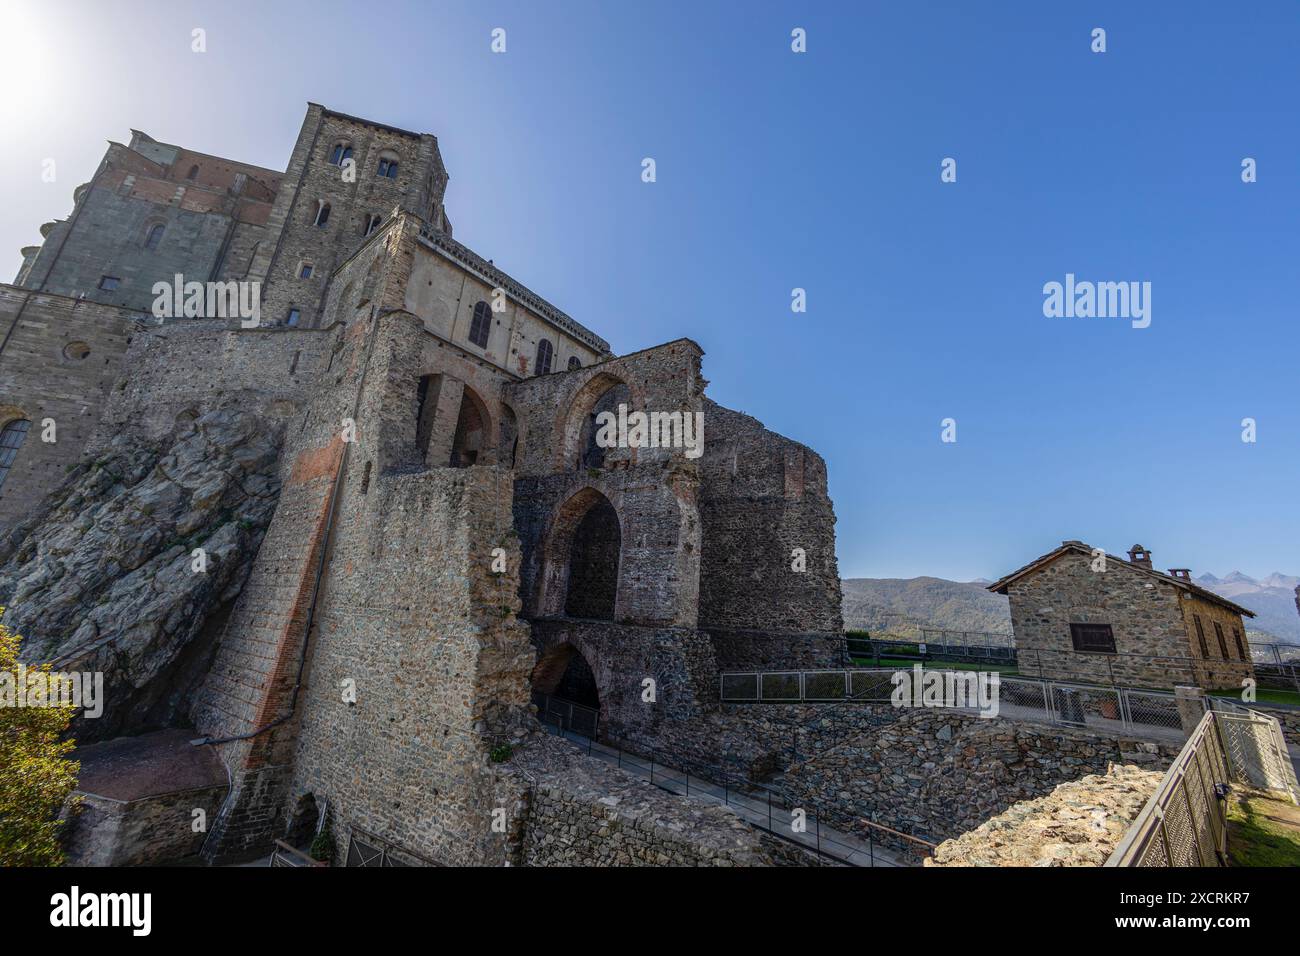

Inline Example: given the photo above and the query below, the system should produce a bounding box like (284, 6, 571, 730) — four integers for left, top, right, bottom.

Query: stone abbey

(0, 103, 846, 865)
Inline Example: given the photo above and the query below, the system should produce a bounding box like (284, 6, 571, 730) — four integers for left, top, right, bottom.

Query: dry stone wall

(926, 763, 1162, 867)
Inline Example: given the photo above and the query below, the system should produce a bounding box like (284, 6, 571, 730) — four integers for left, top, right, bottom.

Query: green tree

(0, 609, 79, 866)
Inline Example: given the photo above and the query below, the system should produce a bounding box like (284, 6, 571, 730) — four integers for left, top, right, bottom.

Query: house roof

(986, 540, 1257, 618)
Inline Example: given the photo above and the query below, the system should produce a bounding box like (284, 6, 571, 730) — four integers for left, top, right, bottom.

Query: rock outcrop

(0, 409, 281, 740)
(925, 762, 1161, 866)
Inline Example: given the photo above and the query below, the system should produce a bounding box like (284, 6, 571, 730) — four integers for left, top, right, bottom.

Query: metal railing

(535, 695, 932, 866)
(719, 667, 1193, 742)
(856, 636, 1300, 691)
(1106, 711, 1231, 867)
(1108, 703, 1298, 867)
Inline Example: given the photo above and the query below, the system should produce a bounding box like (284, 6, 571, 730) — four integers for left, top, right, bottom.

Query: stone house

(988, 541, 1256, 690)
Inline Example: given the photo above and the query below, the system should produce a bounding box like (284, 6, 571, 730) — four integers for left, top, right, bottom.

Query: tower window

(362, 214, 382, 237)
(377, 157, 399, 179)
(144, 223, 165, 250)
(186, 164, 199, 181)
(98, 276, 121, 291)
(286, 308, 301, 327)
(535, 339, 554, 375)
(299, 261, 313, 279)
(328, 143, 353, 166)
(468, 301, 492, 348)
(0, 419, 32, 492)
(314, 202, 331, 227)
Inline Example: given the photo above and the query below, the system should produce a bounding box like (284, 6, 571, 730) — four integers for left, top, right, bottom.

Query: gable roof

(986, 541, 1256, 618)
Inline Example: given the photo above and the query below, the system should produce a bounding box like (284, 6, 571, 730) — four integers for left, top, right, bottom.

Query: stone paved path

(549, 727, 914, 867)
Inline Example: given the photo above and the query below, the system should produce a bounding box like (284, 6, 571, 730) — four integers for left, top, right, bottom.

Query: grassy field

(1225, 789, 1300, 867)
(851, 657, 1020, 674)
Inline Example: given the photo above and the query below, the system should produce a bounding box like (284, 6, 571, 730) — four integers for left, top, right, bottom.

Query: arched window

(314, 202, 331, 227)
(0, 419, 32, 492)
(567, 356, 582, 370)
(468, 301, 492, 348)
(377, 156, 399, 179)
(362, 213, 382, 237)
(328, 143, 353, 166)
(535, 339, 554, 375)
(144, 223, 165, 250)
(185, 164, 199, 181)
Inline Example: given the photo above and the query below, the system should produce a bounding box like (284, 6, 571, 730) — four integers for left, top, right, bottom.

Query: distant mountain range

(1193, 572, 1299, 643)
(842, 571, 1300, 644)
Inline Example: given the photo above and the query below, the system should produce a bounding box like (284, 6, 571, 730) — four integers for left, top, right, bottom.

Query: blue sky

(2, 1, 1296, 581)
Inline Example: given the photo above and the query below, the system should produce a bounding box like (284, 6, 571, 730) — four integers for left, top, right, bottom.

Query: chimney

(1168, 568, 1191, 581)
(1127, 544, 1152, 569)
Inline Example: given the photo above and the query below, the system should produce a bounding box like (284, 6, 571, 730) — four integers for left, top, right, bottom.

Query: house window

(535, 339, 553, 375)
(98, 276, 121, 291)
(1232, 627, 1247, 661)
(0, 419, 32, 492)
(468, 301, 492, 348)
(362, 214, 382, 237)
(314, 202, 331, 227)
(144, 223, 165, 250)
(1069, 622, 1116, 654)
(377, 157, 399, 179)
(186, 164, 199, 181)
(286, 308, 301, 327)
(299, 262, 313, 279)
(1194, 615, 1209, 657)
(328, 143, 353, 166)
(568, 356, 582, 370)
(1213, 621, 1230, 660)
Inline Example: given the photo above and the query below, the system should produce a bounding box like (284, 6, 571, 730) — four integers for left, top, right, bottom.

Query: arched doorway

(532, 642, 601, 737)
(563, 494, 620, 620)
(539, 488, 623, 621)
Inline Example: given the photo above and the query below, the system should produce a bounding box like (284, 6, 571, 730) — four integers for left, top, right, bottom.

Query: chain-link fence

(718, 668, 1191, 741)
(1108, 705, 1298, 867)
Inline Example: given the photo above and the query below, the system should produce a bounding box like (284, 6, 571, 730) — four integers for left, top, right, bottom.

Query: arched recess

(450, 383, 492, 468)
(557, 371, 639, 472)
(531, 643, 600, 710)
(497, 401, 520, 469)
(539, 487, 622, 621)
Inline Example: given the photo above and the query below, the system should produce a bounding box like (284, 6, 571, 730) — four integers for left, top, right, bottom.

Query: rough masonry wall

(926, 763, 1161, 867)
(0, 287, 138, 532)
(776, 705, 1176, 846)
(507, 341, 706, 628)
(512, 734, 772, 867)
(288, 464, 534, 867)
(1008, 551, 1253, 689)
(698, 399, 844, 668)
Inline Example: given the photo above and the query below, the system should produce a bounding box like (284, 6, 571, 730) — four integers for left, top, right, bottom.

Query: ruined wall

(698, 400, 843, 668)
(777, 706, 1176, 846)
(62, 786, 228, 866)
(514, 734, 771, 867)
(288, 465, 534, 867)
(0, 287, 139, 533)
(507, 341, 705, 628)
(926, 763, 1161, 867)
(1007, 550, 1249, 689)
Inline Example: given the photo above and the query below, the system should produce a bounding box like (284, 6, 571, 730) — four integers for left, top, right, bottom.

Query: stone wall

(62, 786, 228, 866)
(926, 763, 1162, 867)
(0, 287, 139, 532)
(511, 733, 772, 867)
(698, 400, 843, 668)
(776, 705, 1177, 846)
